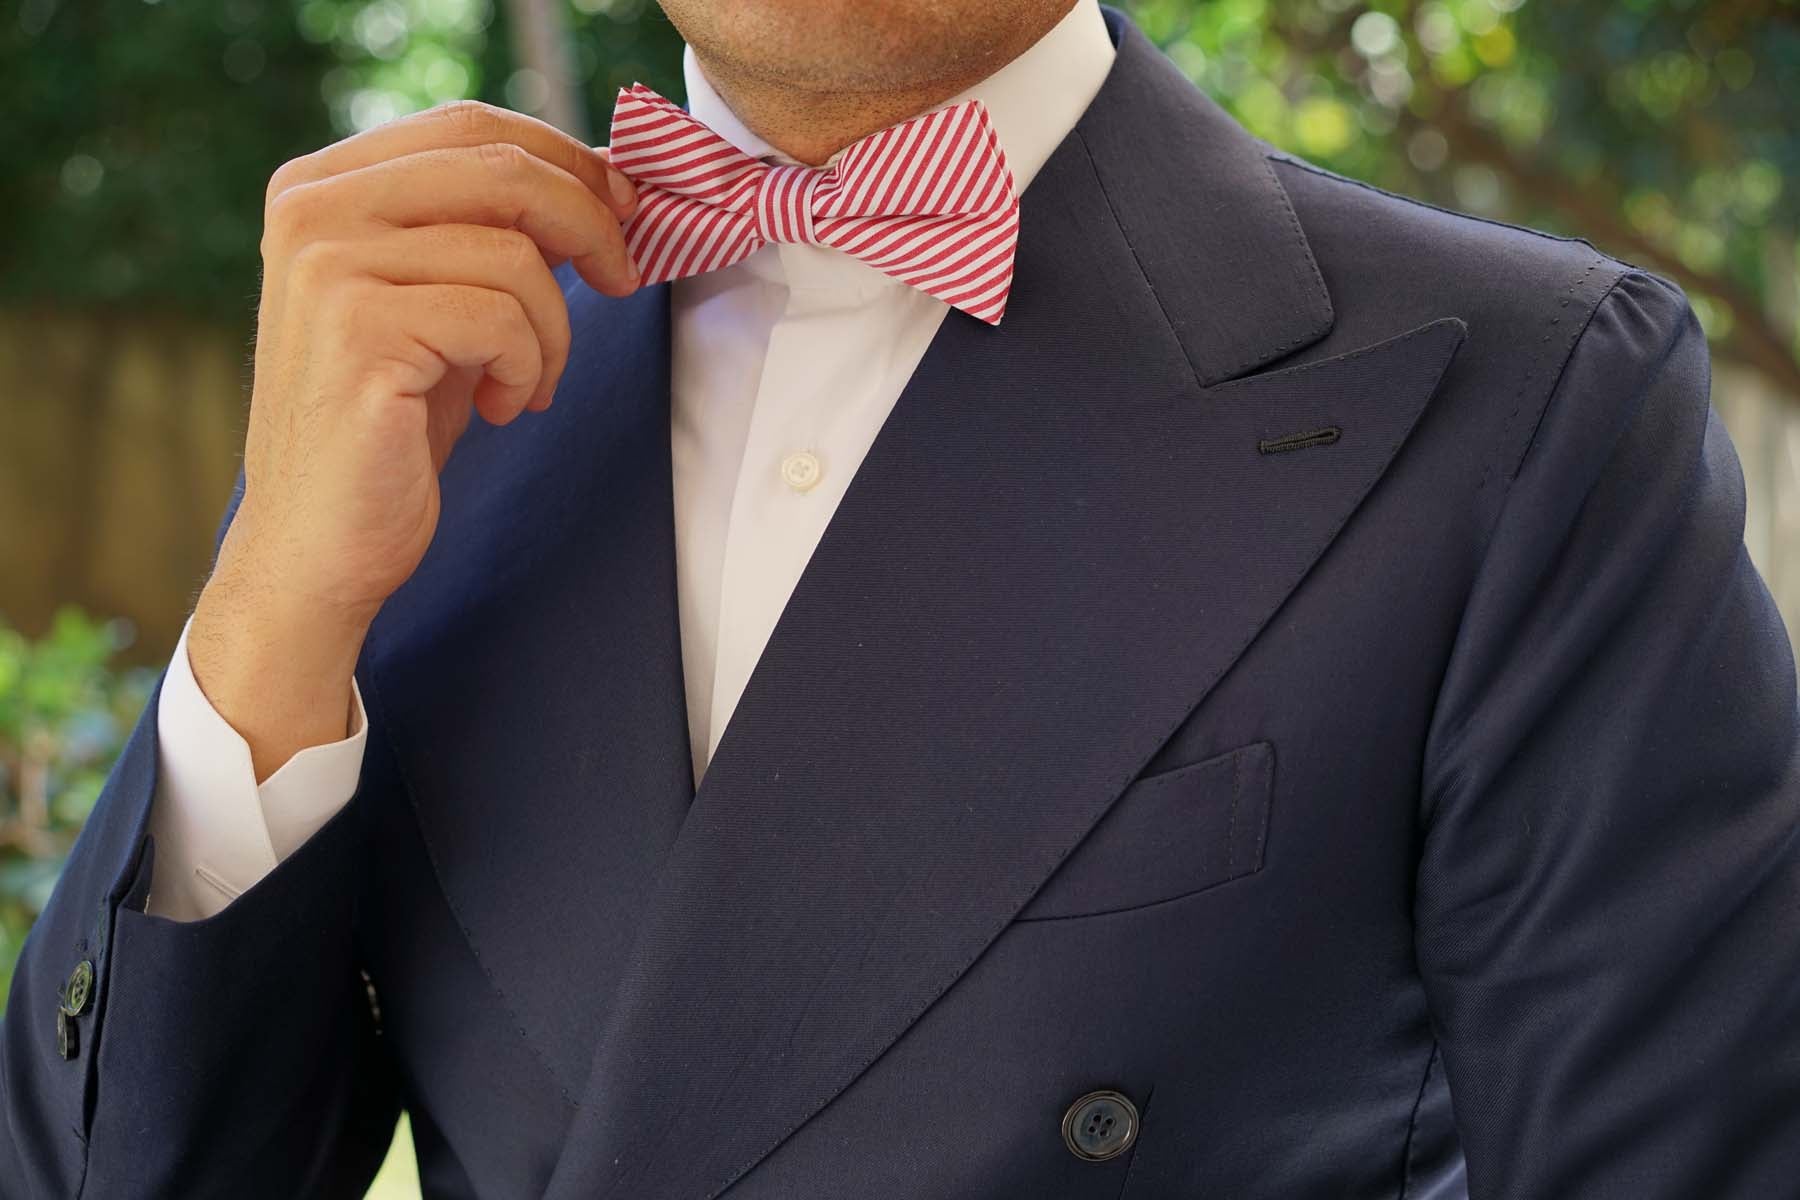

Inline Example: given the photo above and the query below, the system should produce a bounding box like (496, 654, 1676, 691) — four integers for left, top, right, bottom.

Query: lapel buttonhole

(1258, 426, 1342, 454)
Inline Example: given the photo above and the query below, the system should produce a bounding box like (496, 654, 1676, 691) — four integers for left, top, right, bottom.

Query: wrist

(211, 495, 389, 633)
(188, 557, 373, 784)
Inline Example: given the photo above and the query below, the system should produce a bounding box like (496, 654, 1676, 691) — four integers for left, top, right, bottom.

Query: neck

(691, 8, 1072, 167)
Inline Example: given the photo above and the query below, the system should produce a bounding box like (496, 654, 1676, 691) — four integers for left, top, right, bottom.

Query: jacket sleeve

(0, 468, 401, 1199)
(1416, 269, 1800, 1196)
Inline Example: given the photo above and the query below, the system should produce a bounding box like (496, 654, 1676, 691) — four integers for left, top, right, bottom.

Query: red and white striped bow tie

(606, 83, 1022, 325)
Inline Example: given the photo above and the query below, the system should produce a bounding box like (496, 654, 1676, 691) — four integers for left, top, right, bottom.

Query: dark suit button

(61, 960, 93, 1017)
(1061, 1089, 1139, 1162)
(56, 1010, 78, 1060)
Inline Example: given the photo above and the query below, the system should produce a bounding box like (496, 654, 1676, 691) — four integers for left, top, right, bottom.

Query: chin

(661, 0, 981, 91)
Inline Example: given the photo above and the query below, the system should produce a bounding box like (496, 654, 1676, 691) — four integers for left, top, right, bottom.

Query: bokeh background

(3, 0, 1796, 1193)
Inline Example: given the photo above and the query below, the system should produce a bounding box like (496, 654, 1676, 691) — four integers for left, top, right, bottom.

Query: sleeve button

(61, 960, 94, 1017)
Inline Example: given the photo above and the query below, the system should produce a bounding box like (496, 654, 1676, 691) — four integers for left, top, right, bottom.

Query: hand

(189, 100, 640, 779)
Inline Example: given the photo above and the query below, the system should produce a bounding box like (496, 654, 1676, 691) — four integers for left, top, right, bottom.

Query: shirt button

(780, 450, 823, 493)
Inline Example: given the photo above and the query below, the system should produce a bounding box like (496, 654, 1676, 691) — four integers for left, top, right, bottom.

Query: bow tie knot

(606, 83, 1022, 325)
(754, 163, 826, 246)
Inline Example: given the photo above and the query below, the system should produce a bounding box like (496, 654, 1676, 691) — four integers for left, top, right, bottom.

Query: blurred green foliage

(0, 0, 682, 324)
(0, 609, 156, 1006)
(1125, 0, 1800, 391)
(1, 0, 338, 318)
(3, 0, 1793, 384)
(289, 0, 683, 136)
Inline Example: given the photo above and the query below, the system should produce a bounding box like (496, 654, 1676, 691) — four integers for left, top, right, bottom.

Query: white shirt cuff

(146, 612, 368, 921)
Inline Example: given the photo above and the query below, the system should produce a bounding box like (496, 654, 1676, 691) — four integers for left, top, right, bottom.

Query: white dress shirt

(145, 0, 1117, 922)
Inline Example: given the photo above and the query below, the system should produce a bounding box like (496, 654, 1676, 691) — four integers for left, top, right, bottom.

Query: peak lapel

(544, 10, 1465, 1199)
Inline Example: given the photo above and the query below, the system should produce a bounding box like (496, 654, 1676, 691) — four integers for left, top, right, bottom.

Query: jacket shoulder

(1265, 148, 1632, 309)
(1260, 149, 1705, 536)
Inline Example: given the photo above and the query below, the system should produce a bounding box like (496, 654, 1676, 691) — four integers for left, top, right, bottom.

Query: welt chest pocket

(1015, 740, 1275, 921)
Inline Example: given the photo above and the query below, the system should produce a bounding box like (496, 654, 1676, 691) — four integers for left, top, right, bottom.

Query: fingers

(293, 225, 574, 411)
(353, 283, 543, 427)
(270, 100, 638, 222)
(265, 143, 640, 297)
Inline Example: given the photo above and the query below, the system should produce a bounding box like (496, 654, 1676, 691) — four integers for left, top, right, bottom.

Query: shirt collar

(680, 0, 1115, 198)
(676, 0, 1115, 293)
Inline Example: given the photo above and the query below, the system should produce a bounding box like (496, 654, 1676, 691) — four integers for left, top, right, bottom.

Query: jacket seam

(1505, 269, 1665, 486)
(1480, 264, 1637, 547)
(1266, 151, 1613, 257)
(1261, 149, 1646, 526)
(73, 808, 156, 1195)
(1478, 257, 1611, 502)
(1396, 1039, 1441, 1200)
(1415, 267, 1650, 835)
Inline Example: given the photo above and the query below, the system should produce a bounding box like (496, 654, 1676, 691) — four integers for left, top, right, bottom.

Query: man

(5, 0, 1797, 1195)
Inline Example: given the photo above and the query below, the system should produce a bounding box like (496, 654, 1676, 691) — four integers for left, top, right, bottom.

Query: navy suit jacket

(7, 7, 1800, 1197)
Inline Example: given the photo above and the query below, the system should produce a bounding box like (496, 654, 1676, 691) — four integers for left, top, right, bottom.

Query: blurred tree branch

(503, 0, 590, 140)
(1422, 100, 1800, 398)
(1142, 0, 1800, 407)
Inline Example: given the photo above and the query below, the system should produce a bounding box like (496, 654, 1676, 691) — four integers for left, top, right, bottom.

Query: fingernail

(608, 168, 637, 215)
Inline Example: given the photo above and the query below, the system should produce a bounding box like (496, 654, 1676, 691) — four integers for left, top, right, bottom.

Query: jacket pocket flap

(1015, 740, 1274, 921)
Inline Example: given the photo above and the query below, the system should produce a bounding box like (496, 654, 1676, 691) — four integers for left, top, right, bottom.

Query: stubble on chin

(661, 0, 1035, 97)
